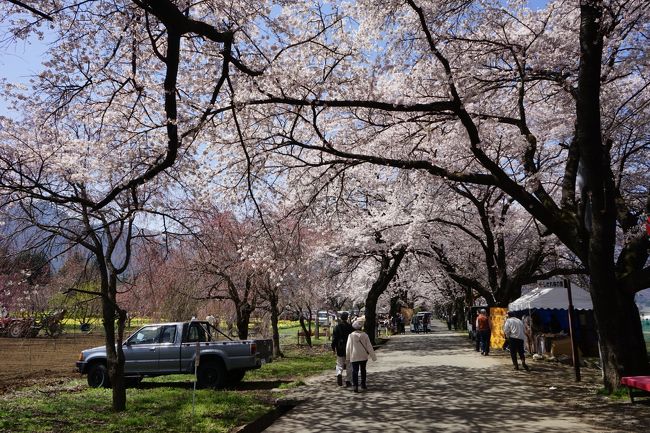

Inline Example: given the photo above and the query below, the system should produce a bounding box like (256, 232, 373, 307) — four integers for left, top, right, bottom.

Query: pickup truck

(75, 320, 272, 389)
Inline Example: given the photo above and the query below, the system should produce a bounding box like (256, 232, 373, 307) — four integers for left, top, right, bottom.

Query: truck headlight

(78, 352, 84, 362)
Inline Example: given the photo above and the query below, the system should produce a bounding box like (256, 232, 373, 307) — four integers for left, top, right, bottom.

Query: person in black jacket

(332, 312, 354, 387)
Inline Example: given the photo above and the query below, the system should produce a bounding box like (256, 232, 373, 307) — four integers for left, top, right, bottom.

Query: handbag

(358, 334, 371, 356)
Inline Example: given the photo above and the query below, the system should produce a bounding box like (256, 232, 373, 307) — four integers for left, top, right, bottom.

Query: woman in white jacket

(346, 317, 377, 392)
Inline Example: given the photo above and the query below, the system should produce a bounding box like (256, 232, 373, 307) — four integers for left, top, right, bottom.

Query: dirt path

(0, 333, 105, 393)
(263, 321, 649, 432)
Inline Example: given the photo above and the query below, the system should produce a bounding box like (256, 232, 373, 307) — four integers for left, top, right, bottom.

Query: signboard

(538, 279, 565, 288)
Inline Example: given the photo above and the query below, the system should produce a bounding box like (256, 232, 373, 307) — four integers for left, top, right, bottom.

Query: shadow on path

(261, 321, 649, 432)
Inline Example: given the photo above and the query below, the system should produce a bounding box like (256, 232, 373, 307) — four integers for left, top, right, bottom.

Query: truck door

(157, 324, 179, 373)
(180, 322, 208, 372)
(123, 325, 161, 374)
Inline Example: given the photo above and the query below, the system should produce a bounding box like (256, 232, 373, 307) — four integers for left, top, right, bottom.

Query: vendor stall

(509, 285, 593, 311)
(508, 285, 598, 357)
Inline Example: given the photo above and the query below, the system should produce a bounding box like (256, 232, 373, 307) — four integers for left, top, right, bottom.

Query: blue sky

(0, 22, 53, 116)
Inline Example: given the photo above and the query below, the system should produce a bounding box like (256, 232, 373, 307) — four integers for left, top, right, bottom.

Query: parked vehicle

(75, 320, 273, 389)
(0, 310, 65, 338)
(410, 311, 432, 333)
(316, 310, 332, 326)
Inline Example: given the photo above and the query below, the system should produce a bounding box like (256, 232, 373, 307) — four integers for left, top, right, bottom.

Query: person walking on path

(503, 311, 530, 371)
(346, 317, 377, 393)
(332, 311, 354, 387)
(476, 309, 491, 355)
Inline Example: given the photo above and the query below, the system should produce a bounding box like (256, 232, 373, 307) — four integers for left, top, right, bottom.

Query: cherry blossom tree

(232, 0, 649, 390)
(1, 0, 647, 394)
(128, 242, 203, 321)
(285, 167, 431, 343)
(422, 183, 585, 307)
(0, 0, 291, 411)
(244, 214, 325, 357)
(0, 109, 178, 410)
(188, 210, 263, 340)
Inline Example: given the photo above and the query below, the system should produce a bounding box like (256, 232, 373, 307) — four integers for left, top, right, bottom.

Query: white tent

(508, 286, 593, 311)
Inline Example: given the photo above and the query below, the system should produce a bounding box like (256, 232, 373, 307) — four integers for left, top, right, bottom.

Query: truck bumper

(75, 361, 87, 374)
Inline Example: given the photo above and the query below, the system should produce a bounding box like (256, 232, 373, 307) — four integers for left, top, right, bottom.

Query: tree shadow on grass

(136, 380, 194, 390)
(135, 379, 292, 391)
(234, 380, 293, 391)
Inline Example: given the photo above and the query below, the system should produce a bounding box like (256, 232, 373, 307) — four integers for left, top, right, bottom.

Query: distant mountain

(0, 201, 150, 273)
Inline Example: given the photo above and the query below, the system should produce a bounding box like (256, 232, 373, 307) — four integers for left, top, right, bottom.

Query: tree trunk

(576, 1, 649, 390)
(298, 315, 312, 347)
(101, 273, 126, 412)
(365, 247, 407, 345)
(592, 276, 648, 391)
(454, 298, 466, 331)
(269, 292, 283, 358)
(236, 302, 253, 340)
(364, 285, 382, 345)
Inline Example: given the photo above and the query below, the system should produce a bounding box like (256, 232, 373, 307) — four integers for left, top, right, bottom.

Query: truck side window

(187, 324, 207, 342)
(129, 326, 160, 345)
(159, 326, 176, 344)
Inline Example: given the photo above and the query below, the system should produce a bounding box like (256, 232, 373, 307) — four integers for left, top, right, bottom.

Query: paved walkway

(263, 321, 649, 432)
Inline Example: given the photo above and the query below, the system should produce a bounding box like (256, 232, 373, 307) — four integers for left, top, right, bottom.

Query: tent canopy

(508, 286, 593, 311)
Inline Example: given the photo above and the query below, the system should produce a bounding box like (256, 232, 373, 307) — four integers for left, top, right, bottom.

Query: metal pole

(192, 339, 200, 430)
(564, 279, 581, 381)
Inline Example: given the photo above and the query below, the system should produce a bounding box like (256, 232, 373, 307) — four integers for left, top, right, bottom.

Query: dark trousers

(478, 329, 490, 354)
(509, 337, 526, 366)
(352, 360, 367, 387)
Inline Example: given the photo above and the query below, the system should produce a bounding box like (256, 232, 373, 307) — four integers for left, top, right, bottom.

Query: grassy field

(0, 344, 335, 433)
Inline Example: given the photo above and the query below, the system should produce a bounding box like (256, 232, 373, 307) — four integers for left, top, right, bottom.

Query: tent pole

(564, 279, 581, 381)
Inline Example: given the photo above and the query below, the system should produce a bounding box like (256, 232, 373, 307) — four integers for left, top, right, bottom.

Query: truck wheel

(87, 363, 111, 388)
(197, 361, 226, 389)
(226, 369, 246, 387)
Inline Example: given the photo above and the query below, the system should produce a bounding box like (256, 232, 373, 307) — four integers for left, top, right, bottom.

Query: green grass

(247, 346, 335, 381)
(0, 346, 334, 433)
(597, 386, 630, 400)
(0, 379, 270, 433)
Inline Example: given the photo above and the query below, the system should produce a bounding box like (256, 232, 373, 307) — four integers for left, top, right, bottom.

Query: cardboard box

(551, 337, 572, 356)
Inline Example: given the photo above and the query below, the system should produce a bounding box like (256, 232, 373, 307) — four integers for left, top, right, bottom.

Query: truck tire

(87, 363, 111, 388)
(197, 361, 226, 389)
